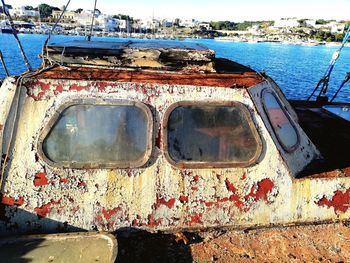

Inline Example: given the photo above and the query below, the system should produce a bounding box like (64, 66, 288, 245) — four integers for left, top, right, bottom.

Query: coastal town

(0, 3, 349, 45)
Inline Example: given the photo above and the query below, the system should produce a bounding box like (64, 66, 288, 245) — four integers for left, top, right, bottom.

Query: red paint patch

(317, 189, 350, 213)
(188, 213, 202, 225)
(101, 207, 122, 220)
(70, 83, 86, 92)
(34, 172, 49, 187)
(39, 82, 50, 91)
(191, 186, 198, 191)
(182, 171, 193, 177)
(241, 173, 247, 180)
(146, 214, 161, 227)
(34, 200, 60, 217)
(179, 196, 189, 202)
(60, 178, 69, 183)
(77, 181, 87, 188)
(193, 175, 199, 182)
(245, 179, 274, 202)
(229, 194, 244, 210)
(53, 84, 63, 94)
(225, 179, 237, 192)
(2, 195, 24, 206)
(156, 197, 176, 209)
(97, 82, 108, 92)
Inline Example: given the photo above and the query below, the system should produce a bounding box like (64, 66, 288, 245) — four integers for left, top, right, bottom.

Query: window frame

(37, 99, 153, 169)
(261, 89, 300, 153)
(162, 101, 263, 169)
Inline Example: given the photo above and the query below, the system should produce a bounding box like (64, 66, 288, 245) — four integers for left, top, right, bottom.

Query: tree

(316, 19, 329, 25)
(38, 4, 60, 18)
(75, 8, 83, 13)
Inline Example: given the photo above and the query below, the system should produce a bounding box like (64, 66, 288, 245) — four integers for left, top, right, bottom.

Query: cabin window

(39, 100, 152, 168)
(164, 102, 262, 168)
(262, 90, 299, 152)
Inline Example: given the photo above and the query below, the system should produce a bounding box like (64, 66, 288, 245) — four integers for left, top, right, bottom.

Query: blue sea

(1, 34, 350, 102)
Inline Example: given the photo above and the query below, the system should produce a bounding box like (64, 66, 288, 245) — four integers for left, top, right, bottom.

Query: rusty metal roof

(45, 40, 216, 72)
(48, 40, 210, 51)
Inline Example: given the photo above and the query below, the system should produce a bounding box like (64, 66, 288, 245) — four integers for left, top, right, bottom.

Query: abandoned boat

(1, 39, 350, 261)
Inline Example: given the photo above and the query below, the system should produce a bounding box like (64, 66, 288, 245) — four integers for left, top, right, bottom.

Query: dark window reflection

(167, 105, 260, 164)
(262, 92, 298, 151)
(43, 104, 149, 165)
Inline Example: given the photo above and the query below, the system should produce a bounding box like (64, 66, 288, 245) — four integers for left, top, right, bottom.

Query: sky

(4, 0, 350, 21)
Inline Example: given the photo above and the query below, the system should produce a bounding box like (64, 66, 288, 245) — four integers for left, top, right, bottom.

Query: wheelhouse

(0, 40, 349, 235)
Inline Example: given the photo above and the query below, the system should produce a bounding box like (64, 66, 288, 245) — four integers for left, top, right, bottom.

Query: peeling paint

(34, 172, 49, 187)
(317, 188, 350, 213)
(0, 68, 336, 235)
(2, 195, 24, 206)
(34, 200, 61, 217)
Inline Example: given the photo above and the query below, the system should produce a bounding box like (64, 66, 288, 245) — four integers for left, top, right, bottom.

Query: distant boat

(0, 27, 12, 34)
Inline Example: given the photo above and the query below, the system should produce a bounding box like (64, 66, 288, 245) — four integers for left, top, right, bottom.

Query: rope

(0, 0, 32, 71)
(87, 0, 98, 41)
(307, 26, 350, 101)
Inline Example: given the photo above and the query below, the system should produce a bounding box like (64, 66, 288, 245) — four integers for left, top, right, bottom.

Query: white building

(248, 24, 260, 34)
(179, 19, 198, 28)
(10, 6, 39, 17)
(329, 22, 345, 34)
(162, 19, 173, 28)
(274, 18, 300, 28)
(198, 22, 212, 31)
(96, 15, 119, 31)
(140, 18, 160, 31)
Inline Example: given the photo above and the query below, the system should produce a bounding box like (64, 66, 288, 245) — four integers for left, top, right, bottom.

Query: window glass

(42, 103, 151, 168)
(166, 103, 261, 166)
(262, 91, 299, 151)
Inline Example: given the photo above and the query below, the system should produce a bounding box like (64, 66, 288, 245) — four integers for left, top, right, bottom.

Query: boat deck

(291, 100, 350, 178)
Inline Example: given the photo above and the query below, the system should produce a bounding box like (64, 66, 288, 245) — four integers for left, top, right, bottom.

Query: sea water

(0, 34, 350, 102)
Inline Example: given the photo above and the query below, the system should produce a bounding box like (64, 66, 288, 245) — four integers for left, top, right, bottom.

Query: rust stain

(34, 172, 49, 187)
(32, 67, 264, 88)
(317, 189, 350, 213)
(155, 128, 162, 149)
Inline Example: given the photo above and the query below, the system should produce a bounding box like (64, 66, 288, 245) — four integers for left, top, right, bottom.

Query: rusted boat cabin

(0, 40, 349, 235)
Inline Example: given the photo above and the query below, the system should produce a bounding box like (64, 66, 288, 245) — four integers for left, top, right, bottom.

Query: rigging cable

(0, 0, 32, 71)
(42, 0, 71, 66)
(330, 71, 350, 102)
(0, 51, 10, 77)
(87, 0, 98, 41)
(307, 26, 350, 101)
